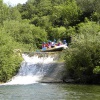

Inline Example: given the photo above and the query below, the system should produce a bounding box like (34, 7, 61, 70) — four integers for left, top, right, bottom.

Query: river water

(0, 54, 100, 100)
(0, 83, 100, 100)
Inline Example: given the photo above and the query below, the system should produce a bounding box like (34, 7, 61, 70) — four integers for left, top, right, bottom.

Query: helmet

(48, 40, 51, 43)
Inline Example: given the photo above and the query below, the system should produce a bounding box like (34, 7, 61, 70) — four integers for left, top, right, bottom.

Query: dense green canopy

(0, 0, 100, 83)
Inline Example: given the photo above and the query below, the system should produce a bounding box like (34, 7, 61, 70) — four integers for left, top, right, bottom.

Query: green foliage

(3, 20, 47, 49)
(50, 0, 81, 26)
(93, 66, 100, 74)
(49, 26, 66, 40)
(0, 30, 22, 82)
(31, 16, 51, 29)
(37, 0, 52, 16)
(76, 0, 100, 22)
(92, 12, 100, 22)
(9, 7, 21, 21)
(0, 1, 9, 24)
(76, 0, 95, 12)
(0, 0, 100, 84)
(64, 21, 100, 84)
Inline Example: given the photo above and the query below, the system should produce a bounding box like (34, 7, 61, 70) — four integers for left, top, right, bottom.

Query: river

(0, 54, 100, 100)
(0, 83, 100, 100)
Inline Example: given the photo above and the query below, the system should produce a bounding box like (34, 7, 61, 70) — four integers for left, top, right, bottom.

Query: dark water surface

(0, 83, 100, 100)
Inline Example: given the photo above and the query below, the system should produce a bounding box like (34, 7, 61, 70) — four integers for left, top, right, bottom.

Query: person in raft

(63, 40, 67, 46)
(42, 42, 47, 50)
(51, 39, 56, 48)
(57, 41, 63, 46)
(47, 41, 52, 48)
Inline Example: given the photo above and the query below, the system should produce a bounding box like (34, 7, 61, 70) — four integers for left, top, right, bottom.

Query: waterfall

(4, 54, 55, 85)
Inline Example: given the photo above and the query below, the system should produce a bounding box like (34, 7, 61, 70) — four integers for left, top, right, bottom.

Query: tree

(49, 26, 66, 40)
(3, 20, 47, 49)
(9, 6, 21, 21)
(50, 0, 81, 26)
(0, 0, 10, 24)
(76, 0, 100, 22)
(0, 28, 22, 82)
(64, 21, 100, 84)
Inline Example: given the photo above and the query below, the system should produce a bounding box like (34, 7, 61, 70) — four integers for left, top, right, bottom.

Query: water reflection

(0, 83, 100, 100)
(59, 84, 100, 100)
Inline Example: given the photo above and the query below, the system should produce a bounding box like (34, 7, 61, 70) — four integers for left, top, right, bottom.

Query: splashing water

(4, 54, 55, 85)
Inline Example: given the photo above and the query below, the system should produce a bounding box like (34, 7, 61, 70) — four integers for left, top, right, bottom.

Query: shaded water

(0, 83, 100, 100)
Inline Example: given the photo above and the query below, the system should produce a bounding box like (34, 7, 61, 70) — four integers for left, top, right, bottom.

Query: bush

(0, 30, 22, 82)
(3, 20, 47, 49)
(64, 21, 100, 84)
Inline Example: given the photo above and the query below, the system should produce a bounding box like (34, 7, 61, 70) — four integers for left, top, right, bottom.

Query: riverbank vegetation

(64, 21, 100, 84)
(0, 0, 100, 83)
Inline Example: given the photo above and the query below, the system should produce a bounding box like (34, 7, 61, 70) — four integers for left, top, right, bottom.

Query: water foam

(3, 54, 54, 85)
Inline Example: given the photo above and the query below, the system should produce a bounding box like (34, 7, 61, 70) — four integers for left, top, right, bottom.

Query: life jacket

(42, 43, 46, 48)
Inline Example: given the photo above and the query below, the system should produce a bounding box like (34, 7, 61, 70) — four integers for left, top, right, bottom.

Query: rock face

(40, 62, 65, 83)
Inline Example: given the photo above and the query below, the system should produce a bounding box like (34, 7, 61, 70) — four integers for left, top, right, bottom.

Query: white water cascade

(4, 54, 55, 85)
